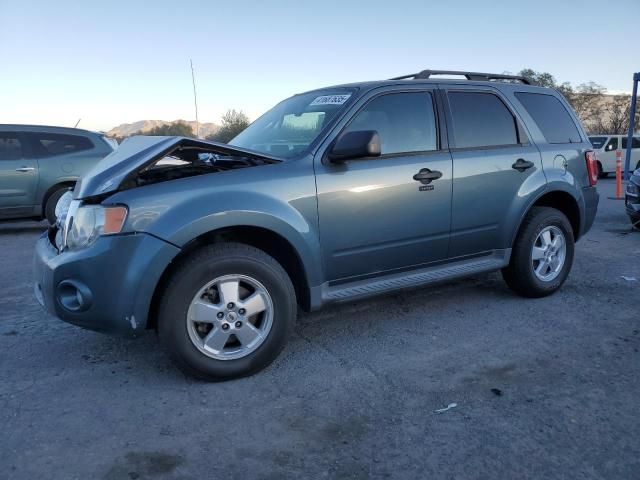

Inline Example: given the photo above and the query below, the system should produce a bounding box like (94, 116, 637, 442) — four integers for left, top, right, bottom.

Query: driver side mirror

(328, 130, 381, 162)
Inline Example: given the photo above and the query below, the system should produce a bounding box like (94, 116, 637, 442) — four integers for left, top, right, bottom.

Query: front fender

(107, 163, 323, 289)
(165, 202, 323, 288)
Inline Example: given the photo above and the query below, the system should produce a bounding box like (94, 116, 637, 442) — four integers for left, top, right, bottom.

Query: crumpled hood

(74, 136, 281, 199)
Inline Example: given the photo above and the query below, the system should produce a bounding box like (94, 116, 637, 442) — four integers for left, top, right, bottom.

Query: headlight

(66, 205, 128, 250)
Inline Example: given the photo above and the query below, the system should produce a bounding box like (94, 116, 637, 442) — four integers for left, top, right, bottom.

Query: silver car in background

(0, 124, 115, 224)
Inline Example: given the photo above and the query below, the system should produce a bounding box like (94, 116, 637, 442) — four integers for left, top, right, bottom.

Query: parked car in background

(626, 168, 640, 229)
(34, 69, 599, 380)
(0, 125, 115, 223)
(588, 134, 640, 177)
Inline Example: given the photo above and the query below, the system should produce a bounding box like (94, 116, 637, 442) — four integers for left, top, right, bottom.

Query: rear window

(515, 92, 581, 144)
(448, 92, 518, 148)
(589, 136, 608, 149)
(0, 134, 23, 160)
(26, 132, 94, 158)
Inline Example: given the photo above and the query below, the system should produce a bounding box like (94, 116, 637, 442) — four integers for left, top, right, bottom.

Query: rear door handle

(15, 167, 35, 173)
(512, 159, 534, 172)
(413, 168, 442, 184)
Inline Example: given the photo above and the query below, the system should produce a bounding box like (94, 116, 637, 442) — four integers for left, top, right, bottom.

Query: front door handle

(15, 167, 35, 173)
(512, 159, 534, 172)
(413, 168, 442, 184)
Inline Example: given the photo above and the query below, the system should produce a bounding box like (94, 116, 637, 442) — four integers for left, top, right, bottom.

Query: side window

(621, 137, 640, 149)
(515, 92, 581, 144)
(27, 133, 94, 158)
(605, 137, 618, 151)
(448, 92, 519, 148)
(0, 134, 23, 160)
(342, 92, 438, 155)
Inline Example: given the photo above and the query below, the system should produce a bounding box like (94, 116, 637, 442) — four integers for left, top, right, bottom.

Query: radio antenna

(190, 59, 200, 138)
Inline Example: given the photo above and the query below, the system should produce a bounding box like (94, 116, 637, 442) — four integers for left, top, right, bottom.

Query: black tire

(596, 162, 607, 179)
(157, 242, 297, 381)
(44, 186, 71, 225)
(502, 207, 575, 298)
(630, 216, 640, 231)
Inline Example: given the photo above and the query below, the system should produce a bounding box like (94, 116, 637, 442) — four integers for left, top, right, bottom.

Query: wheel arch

(41, 180, 76, 217)
(511, 188, 581, 245)
(147, 225, 313, 331)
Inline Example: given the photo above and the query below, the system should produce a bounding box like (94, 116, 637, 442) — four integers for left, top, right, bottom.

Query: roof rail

(390, 69, 531, 85)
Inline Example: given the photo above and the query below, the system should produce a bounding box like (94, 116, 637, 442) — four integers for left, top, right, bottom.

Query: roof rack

(390, 69, 531, 85)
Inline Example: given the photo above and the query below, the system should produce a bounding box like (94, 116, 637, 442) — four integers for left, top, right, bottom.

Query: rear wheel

(502, 207, 574, 298)
(44, 186, 71, 225)
(158, 243, 297, 381)
(596, 162, 607, 179)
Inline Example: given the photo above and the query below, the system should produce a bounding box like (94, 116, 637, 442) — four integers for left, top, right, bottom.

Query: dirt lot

(0, 179, 638, 480)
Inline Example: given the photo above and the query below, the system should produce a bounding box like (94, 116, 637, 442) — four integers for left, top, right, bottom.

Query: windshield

(229, 89, 356, 158)
(589, 136, 608, 149)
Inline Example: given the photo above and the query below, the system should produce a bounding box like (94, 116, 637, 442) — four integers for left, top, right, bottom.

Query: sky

(1, 0, 639, 132)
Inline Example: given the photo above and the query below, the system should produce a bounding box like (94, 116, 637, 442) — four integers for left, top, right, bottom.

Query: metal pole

(190, 59, 200, 138)
(623, 72, 639, 180)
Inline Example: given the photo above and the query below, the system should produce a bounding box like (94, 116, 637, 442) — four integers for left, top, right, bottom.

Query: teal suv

(33, 70, 599, 380)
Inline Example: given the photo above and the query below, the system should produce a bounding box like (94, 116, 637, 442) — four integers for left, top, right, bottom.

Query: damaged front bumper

(33, 229, 180, 336)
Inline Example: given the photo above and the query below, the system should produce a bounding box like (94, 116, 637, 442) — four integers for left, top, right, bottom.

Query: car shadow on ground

(0, 220, 47, 235)
(34, 271, 511, 384)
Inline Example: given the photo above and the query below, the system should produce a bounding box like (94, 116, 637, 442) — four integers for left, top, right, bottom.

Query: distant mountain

(106, 120, 219, 139)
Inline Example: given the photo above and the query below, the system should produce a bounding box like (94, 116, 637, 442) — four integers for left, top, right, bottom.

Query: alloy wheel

(186, 274, 274, 360)
(531, 226, 566, 282)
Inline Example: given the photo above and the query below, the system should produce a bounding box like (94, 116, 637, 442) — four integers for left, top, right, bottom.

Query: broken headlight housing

(65, 204, 128, 250)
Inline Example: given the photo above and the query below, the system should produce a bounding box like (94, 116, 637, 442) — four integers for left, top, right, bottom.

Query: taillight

(585, 151, 598, 186)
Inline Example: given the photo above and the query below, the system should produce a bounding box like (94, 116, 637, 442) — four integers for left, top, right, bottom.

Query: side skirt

(315, 249, 511, 307)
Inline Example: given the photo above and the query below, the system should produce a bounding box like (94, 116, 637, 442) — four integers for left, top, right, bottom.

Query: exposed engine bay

(120, 141, 281, 189)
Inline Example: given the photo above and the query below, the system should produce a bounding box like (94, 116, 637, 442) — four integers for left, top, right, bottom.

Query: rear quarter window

(515, 92, 581, 144)
(26, 132, 94, 158)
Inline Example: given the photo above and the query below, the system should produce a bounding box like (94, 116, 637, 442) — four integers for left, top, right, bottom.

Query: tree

(206, 109, 250, 143)
(567, 82, 606, 124)
(142, 120, 194, 137)
(517, 69, 637, 135)
(592, 95, 634, 135)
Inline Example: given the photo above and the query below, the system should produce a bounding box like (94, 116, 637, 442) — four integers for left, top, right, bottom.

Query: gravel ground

(0, 179, 638, 480)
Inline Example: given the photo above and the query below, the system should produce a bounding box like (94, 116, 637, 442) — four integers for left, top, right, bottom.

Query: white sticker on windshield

(309, 94, 351, 106)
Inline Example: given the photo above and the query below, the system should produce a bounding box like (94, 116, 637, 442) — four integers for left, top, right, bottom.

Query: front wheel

(158, 243, 297, 380)
(502, 207, 575, 298)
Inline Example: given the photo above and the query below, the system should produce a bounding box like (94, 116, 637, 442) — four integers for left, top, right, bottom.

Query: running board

(320, 249, 511, 305)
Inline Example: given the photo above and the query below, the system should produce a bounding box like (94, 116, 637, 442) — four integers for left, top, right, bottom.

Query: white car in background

(589, 134, 640, 177)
